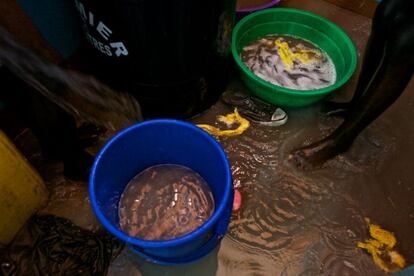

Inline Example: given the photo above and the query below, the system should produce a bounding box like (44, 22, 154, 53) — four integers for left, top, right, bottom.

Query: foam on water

(241, 35, 337, 90)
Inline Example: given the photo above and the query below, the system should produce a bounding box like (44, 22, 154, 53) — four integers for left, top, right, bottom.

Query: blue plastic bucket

(89, 119, 233, 265)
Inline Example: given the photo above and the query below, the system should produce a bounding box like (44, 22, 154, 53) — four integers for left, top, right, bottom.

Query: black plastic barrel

(74, 0, 236, 118)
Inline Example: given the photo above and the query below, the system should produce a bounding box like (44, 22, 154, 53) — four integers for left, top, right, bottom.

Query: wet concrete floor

(108, 1, 414, 274)
(12, 0, 414, 275)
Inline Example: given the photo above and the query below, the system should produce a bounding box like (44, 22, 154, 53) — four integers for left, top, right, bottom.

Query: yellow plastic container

(0, 130, 49, 245)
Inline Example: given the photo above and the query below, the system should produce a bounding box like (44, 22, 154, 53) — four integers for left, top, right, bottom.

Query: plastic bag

(0, 215, 124, 275)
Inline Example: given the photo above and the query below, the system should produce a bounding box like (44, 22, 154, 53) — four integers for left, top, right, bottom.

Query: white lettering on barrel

(88, 11, 94, 26)
(76, 1, 87, 21)
(86, 33, 113, 56)
(110, 42, 129, 57)
(92, 37, 99, 49)
(98, 41, 105, 53)
(76, 0, 129, 57)
(97, 22, 112, 41)
(105, 45, 113, 56)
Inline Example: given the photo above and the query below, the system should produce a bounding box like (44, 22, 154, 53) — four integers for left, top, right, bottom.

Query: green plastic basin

(232, 8, 357, 107)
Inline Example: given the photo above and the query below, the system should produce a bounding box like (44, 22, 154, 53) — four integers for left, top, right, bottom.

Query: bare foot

(289, 138, 350, 170)
(322, 101, 351, 117)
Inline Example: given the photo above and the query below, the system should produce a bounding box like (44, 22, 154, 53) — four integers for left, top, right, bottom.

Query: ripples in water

(208, 88, 393, 275)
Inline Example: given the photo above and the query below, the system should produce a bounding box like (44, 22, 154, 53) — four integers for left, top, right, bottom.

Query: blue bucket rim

(89, 119, 233, 248)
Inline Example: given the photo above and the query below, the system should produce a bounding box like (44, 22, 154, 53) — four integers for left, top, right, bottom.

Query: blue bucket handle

(130, 198, 233, 265)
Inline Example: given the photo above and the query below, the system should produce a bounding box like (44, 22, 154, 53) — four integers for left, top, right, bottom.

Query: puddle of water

(4, 0, 414, 274)
(187, 80, 414, 275)
(23, 76, 413, 275)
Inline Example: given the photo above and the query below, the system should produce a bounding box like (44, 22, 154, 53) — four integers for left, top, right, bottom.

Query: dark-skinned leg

(324, 0, 389, 117)
(290, 25, 414, 169)
(324, 32, 386, 117)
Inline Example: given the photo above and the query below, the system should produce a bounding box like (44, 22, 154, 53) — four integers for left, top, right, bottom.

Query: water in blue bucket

(118, 164, 216, 241)
(89, 119, 233, 265)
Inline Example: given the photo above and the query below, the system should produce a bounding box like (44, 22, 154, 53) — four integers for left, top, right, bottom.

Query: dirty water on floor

(9, 0, 414, 275)
(25, 72, 413, 275)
